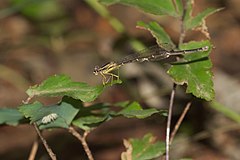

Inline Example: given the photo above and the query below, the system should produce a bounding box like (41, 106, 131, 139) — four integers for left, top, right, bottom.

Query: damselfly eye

(95, 66, 99, 69)
(93, 66, 100, 75)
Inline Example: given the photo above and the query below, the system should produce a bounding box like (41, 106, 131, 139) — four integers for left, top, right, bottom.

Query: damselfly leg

(102, 70, 119, 85)
(94, 62, 121, 85)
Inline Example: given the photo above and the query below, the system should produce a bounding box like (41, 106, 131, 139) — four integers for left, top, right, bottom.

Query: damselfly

(94, 45, 209, 84)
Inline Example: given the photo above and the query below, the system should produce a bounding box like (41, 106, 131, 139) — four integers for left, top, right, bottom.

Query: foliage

(26, 74, 104, 102)
(73, 101, 161, 131)
(121, 134, 165, 160)
(19, 97, 80, 129)
(99, 0, 179, 17)
(183, 1, 223, 31)
(0, 108, 25, 126)
(137, 21, 175, 47)
(101, 0, 219, 101)
(168, 40, 214, 101)
(0, 0, 222, 159)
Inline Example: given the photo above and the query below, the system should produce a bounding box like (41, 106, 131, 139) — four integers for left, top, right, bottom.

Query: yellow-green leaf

(167, 40, 214, 101)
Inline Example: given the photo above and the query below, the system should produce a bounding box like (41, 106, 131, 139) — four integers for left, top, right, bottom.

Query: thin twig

(68, 126, 94, 160)
(165, 1, 187, 159)
(23, 96, 56, 159)
(165, 83, 177, 160)
(28, 137, 39, 160)
(179, 25, 186, 45)
(179, 0, 187, 45)
(169, 102, 191, 144)
(33, 123, 56, 160)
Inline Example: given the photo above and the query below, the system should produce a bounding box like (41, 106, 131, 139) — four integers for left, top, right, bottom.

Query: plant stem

(68, 127, 94, 160)
(166, 1, 188, 159)
(166, 83, 177, 160)
(85, 0, 125, 33)
(28, 137, 39, 160)
(33, 123, 56, 160)
(170, 102, 191, 144)
(179, 0, 187, 45)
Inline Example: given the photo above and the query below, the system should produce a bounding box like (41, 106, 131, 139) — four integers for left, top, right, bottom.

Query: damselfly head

(93, 66, 100, 75)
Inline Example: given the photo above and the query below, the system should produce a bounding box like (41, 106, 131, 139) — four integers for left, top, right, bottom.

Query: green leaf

(73, 101, 162, 130)
(19, 102, 42, 121)
(73, 115, 103, 131)
(121, 134, 165, 160)
(209, 100, 240, 123)
(99, 0, 178, 17)
(183, 1, 222, 31)
(73, 115, 109, 131)
(184, 7, 222, 30)
(174, 0, 183, 16)
(26, 74, 104, 102)
(72, 103, 111, 130)
(19, 96, 80, 129)
(137, 21, 175, 48)
(167, 40, 215, 101)
(117, 101, 159, 119)
(0, 108, 25, 126)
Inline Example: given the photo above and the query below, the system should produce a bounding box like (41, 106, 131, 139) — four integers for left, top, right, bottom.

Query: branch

(170, 101, 191, 144)
(33, 123, 56, 160)
(165, 83, 177, 160)
(68, 126, 94, 160)
(179, 0, 187, 45)
(23, 96, 56, 160)
(28, 137, 39, 160)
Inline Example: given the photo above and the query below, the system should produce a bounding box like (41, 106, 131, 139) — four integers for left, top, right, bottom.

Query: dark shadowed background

(0, 0, 240, 160)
